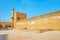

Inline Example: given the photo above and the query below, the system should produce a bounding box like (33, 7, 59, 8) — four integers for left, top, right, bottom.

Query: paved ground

(0, 30, 60, 40)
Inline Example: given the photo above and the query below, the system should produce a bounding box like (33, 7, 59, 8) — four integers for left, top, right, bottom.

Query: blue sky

(0, 0, 60, 22)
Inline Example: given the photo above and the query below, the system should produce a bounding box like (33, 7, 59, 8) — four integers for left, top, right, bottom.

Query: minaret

(12, 6, 14, 17)
(12, 6, 14, 28)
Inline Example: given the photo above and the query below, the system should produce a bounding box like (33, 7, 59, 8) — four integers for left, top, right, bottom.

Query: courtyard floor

(0, 30, 60, 40)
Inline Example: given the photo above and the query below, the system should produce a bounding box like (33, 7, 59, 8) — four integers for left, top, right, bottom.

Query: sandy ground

(0, 30, 60, 40)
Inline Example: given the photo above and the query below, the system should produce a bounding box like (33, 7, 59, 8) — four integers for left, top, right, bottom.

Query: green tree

(0, 24, 3, 29)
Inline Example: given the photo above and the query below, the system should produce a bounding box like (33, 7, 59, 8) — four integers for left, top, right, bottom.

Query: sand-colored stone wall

(0, 22, 12, 28)
(14, 11, 60, 32)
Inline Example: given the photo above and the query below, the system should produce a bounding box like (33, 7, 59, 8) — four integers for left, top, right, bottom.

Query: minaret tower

(12, 6, 14, 28)
(12, 6, 14, 18)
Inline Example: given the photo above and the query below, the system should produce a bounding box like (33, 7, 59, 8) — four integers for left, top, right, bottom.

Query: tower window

(17, 17, 20, 20)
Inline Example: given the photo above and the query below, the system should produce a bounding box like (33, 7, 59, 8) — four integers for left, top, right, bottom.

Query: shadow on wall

(0, 34, 8, 40)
